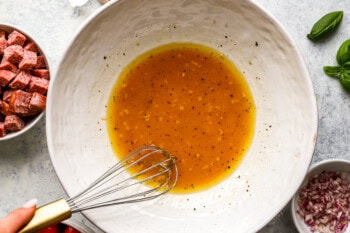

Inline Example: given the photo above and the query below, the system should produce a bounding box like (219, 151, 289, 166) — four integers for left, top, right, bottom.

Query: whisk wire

(69, 146, 165, 200)
(70, 170, 172, 212)
(67, 158, 173, 211)
(66, 146, 178, 213)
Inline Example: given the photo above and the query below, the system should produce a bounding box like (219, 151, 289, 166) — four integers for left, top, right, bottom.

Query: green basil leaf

(336, 39, 350, 65)
(339, 72, 350, 92)
(323, 66, 342, 77)
(307, 11, 343, 41)
(342, 61, 350, 70)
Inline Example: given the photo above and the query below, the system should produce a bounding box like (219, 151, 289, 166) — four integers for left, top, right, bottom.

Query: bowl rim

(62, 219, 95, 233)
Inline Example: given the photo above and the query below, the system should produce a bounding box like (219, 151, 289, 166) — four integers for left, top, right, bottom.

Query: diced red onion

(297, 171, 350, 233)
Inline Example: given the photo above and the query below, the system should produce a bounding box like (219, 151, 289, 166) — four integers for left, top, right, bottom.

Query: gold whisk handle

(18, 199, 72, 233)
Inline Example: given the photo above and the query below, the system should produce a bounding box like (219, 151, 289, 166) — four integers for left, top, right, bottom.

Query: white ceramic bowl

(291, 159, 350, 233)
(0, 23, 49, 141)
(47, 0, 318, 232)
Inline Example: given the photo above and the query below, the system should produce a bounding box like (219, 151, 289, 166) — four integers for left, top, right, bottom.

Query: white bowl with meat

(292, 159, 350, 233)
(0, 23, 50, 140)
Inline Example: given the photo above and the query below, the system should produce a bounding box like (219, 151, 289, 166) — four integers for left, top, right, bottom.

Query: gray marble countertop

(1, 0, 349, 232)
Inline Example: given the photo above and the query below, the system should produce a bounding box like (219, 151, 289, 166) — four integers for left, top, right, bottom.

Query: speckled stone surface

(0, 1, 349, 232)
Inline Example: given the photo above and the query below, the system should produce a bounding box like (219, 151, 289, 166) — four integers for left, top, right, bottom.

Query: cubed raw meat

(3, 89, 14, 102)
(29, 92, 46, 112)
(19, 49, 37, 70)
(7, 30, 26, 46)
(0, 38, 7, 55)
(9, 90, 32, 115)
(0, 58, 17, 73)
(4, 45, 24, 64)
(4, 115, 25, 132)
(0, 100, 14, 116)
(35, 56, 46, 68)
(24, 41, 38, 53)
(0, 30, 50, 137)
(0, 122, 6, 137)
(9, 71, 31, 90)
(28, 76, 49, 95)
(31, 69, 49, 80)
(0, 70, 16, 86)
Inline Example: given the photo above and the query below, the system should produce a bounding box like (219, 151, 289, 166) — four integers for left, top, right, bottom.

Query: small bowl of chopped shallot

(0, 23, 50, 140)
(292, 159, 350, 233)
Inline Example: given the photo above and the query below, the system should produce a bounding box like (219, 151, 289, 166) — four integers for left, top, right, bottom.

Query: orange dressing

(107, 43, 255, 193)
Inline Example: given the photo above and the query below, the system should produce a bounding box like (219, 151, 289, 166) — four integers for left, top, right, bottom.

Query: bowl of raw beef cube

(0, 24, 50, 140)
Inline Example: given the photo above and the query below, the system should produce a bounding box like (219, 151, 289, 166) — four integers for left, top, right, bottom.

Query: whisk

(19, 146, 178, 233)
